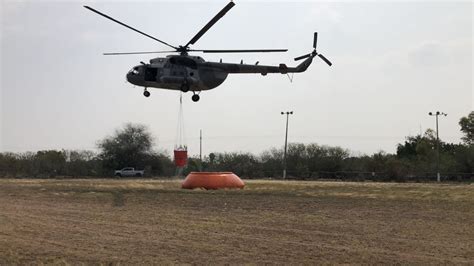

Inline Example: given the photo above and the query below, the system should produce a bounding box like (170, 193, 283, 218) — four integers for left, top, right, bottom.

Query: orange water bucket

(182, 172, 245, 190)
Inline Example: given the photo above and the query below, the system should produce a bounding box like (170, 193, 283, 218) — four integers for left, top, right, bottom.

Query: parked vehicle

(114, 167, 144, 177)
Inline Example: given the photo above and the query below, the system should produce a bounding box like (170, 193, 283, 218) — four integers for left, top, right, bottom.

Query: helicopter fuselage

(127, 55, 228, 91)
(126, 54, 315, 92)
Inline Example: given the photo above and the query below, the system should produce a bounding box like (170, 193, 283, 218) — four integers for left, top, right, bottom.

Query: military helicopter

(84, 2, 332, 102)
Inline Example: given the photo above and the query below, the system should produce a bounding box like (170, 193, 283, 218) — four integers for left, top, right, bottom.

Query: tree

(286, 143, 308, 176)
(207, 152, 262, 178)
(397, 135, 422, 159)
(452, 145, 474, 173)
(304, 143, 349, 173)
(35, 150, 67, 177)
(64, 150, 100, 177)
(260, 148, 283, 177)
(459, 111, 474, 145)
(0, 153, 17, 177)
(97, 123, 154, 172)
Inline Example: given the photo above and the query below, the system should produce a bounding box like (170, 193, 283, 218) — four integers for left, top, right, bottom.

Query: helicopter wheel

(191, 94, 200, 102)
(143, 90, 150, 97)
(180, 83, 190, 93)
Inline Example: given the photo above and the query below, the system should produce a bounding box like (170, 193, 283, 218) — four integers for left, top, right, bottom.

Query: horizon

(0, 120, 465, 159)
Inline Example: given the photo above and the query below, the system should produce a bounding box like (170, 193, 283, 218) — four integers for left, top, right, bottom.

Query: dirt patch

(0, 179, 472, 264)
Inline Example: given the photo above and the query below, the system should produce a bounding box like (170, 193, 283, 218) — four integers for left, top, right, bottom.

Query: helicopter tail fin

(294, 56, 314, 72)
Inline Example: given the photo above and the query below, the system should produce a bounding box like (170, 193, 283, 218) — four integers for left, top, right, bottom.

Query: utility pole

(429, 111, 447, 182)
(199, 129, 202, 172)
(281, 111, 293, 179)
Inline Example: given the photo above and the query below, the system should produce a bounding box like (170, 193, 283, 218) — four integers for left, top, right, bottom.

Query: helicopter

(84, 2, 332, 102)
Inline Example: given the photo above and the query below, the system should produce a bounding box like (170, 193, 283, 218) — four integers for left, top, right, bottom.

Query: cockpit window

(129, 67, 140, 75)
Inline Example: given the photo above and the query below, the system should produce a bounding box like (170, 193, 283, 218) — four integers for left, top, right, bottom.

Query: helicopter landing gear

(191, 92, 200, 102)
(180, 83, 190, 93)
(143, 89, 150, 97)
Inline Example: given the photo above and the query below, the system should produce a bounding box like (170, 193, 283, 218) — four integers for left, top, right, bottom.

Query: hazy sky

(1, 0, 472, 157)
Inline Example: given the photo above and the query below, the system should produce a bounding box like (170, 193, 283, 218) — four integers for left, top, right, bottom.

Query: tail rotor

(294, 32, 332, 66)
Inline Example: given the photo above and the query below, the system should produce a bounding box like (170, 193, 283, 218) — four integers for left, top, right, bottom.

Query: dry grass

(0, 178, 473, 264)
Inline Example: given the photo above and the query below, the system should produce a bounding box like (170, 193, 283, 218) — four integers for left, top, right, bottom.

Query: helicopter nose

(126, 66, 142, 85)
(126, 72, 137, 85)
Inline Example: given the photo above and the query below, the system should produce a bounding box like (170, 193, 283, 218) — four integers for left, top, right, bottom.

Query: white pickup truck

(114, 167, 144, 177)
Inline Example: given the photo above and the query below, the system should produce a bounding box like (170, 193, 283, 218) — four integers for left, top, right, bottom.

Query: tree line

(1, 112, 472, 182)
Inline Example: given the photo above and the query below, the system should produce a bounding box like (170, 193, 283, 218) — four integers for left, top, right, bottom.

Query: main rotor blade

(184, 1, 235, 47)
(84, 6, 177, 50)
(313, 32, 318, 49)
(103, 51, 176, 55)
(195, 49, 288, 53)
(318, 54, 332, 66)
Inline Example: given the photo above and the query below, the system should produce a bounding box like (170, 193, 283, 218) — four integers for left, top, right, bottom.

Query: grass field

(0, 179, 473, 264)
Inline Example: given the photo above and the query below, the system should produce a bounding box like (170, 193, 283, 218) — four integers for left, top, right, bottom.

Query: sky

(1, 0, 472, 157)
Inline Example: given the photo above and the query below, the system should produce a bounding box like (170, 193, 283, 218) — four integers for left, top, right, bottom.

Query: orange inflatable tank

(182, 172, 245, 190)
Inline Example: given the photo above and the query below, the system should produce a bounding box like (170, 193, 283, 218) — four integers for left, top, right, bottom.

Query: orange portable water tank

(174, 149, 188, 167)
(182, 172, 245, 190)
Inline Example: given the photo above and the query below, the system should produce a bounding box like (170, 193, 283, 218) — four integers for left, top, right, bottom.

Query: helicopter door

(144, 67, 158, 81)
